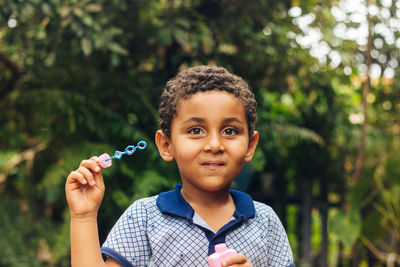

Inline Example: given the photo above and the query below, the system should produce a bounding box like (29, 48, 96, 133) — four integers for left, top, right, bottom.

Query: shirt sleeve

(265, 207, 294, 267)
(101, 199, 151, 267)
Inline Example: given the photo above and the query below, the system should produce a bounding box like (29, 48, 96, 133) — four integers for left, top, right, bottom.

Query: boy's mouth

(201, 161, 225, 169)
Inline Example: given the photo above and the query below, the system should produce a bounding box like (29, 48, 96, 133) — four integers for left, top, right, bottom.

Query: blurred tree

(292, 0, 400, 265)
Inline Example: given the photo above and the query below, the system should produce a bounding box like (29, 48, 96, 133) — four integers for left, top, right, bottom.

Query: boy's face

(156, 90, 258, 193)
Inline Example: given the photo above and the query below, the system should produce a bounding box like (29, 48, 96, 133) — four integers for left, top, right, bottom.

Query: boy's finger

(77, 166, 96, 186)
(86, 156, 105, 190)
(80, 159, 101, 173)
(90, 156, 100, 163)
(67, 171, 87, 185)
(89, 156, 105, 183)
(222, 254, 247, 266)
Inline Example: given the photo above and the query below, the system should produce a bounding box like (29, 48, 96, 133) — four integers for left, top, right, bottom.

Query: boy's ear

(155, 130, 174, 162)
(244, 131, 259, 162)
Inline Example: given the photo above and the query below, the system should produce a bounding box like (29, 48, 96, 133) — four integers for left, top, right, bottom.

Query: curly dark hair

(158, 65, 257, 138)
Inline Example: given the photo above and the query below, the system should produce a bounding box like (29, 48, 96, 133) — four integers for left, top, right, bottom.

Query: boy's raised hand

(65, 156, 105, 218)
(222, 254, 253, 267)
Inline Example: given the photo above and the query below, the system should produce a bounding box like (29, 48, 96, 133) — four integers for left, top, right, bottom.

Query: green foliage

(385, 154, 400, 185)
(0, 196, 41, 267)
(329, 208, 361, 249)
(368, 155, 400, 252)
(49, 211, 71, 267)
(260, 122, 325, 146)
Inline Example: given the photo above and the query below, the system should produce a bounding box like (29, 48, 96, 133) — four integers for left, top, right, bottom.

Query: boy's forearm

(70, 215, 106, 267)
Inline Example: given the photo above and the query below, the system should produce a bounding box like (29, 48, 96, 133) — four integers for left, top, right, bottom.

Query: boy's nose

(204, 132, 224, 153)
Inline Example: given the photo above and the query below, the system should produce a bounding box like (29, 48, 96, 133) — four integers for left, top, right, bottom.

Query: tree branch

(359, 235, 400, 266)
(0, 143, 46, 184)
(353, 3, 373, 182)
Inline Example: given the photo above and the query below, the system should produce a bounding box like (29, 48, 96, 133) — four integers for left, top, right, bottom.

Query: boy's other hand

(222, 254, 253, 267)
(65, 156, 105, 219)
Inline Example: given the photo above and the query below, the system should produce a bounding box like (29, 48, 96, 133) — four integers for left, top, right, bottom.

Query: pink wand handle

(208, 243, 237, 267)
(98, 153, 112, 168)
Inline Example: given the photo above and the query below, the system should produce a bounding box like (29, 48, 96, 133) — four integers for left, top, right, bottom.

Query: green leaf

(73, 7, 84, 17)
(108, 42, 129, 56)
(41, 3, 52, 16)
(173, 28, 189, 47)
(157, 28, 173, 46)
(82, 15, 93, 26)
(81, 37, 92, 56)
(329, 208, 361, 248)
(59, 6, 71, 18)
(87, 4, 102, 13)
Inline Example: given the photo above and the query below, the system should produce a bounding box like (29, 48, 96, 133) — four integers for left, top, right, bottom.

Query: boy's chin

(200, 181, 233, 192)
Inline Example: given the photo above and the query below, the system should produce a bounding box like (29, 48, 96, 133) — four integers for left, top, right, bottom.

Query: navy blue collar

(156, 184, 255, 220)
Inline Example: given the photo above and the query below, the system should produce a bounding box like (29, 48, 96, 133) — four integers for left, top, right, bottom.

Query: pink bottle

(208, 243, 237, 267)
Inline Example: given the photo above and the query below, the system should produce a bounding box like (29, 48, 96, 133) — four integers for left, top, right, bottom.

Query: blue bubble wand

(98, 141, 147, 168)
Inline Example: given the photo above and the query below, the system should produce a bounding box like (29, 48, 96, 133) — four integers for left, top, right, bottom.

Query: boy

(65, 65, 294, 266)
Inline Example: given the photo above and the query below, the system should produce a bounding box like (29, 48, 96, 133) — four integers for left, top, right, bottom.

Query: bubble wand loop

(98, 141, 147, 168)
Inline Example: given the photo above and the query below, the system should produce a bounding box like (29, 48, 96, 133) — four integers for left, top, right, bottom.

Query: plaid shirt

(101, 184, 294, 266)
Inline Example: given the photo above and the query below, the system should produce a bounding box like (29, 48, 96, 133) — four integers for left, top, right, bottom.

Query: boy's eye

(223, 128, 239, 136)
(188, 127, 204, 135)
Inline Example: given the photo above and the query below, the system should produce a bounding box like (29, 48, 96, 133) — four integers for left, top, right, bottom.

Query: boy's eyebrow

(224, 117, 245, 124)
(182, 117, 245, 124)
(182, 117, 205, 124)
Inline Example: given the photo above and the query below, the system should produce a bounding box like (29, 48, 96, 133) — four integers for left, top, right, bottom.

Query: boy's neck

(180, 184, 236, 233)
(180, 184, 234, 209)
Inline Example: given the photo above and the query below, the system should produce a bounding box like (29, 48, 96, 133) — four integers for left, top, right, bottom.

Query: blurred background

(1, 0, 399, 266)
